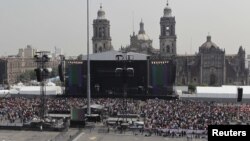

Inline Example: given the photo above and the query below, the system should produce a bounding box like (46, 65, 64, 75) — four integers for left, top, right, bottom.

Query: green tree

(19, 70, 37, 82)
(188, 84, 196, 93)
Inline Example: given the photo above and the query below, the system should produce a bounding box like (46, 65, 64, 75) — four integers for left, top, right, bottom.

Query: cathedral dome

(137, 34, 150, 41)
(97, 5, 105, 19)
(164, 3, 172, 17)
(137, 20, 150, 41)
(200, 35, 219, 49)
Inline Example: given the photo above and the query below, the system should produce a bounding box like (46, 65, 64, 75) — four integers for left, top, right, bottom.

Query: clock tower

(159, 2, 177, 57)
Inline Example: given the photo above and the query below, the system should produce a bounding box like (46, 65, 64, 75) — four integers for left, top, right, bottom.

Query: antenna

(190, 37, 193, 55)
(132, 11, 135, 34)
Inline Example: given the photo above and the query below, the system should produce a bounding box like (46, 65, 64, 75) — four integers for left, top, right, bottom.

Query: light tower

(34, 51, 52, 120)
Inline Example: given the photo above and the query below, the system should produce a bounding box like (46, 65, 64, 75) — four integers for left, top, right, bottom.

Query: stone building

(122, 20, 155, 55)
(175, 36, 248, 86)
(125, 2, 248, 86)
(0, 56, 59, 85)
(92, 5, 113, 53)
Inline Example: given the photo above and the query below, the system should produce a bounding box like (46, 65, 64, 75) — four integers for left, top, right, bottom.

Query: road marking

(89, 136, 97, 140)
(72, 132, 85, 141)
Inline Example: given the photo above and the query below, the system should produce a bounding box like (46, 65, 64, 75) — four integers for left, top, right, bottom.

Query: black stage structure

(64, 51, 177, 99)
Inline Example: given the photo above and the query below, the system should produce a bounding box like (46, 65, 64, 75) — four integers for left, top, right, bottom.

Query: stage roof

(82, 50, 149, 61)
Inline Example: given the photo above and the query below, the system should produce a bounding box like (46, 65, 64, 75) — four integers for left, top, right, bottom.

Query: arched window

(162, 47, 165, 52)
(99, 27, 102, 38)
(167, 45, 170, 53)
(99, 47, 102, 52)
(95, 27, 98, 37)
(95, 44, 98, 53)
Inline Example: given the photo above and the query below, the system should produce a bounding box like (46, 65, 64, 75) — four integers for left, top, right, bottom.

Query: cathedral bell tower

(92, 5, 113, 53)
(159, 2, 177, 57)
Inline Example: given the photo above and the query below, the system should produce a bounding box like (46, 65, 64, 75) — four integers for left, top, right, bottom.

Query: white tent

(195, 85, 250, 99)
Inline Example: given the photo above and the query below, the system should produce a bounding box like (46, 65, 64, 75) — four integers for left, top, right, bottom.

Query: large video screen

(150, 60, 176, 95)
(65, 61, 85, 95)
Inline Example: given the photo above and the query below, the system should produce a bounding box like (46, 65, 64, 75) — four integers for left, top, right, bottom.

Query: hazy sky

(0, 0, 249, 56)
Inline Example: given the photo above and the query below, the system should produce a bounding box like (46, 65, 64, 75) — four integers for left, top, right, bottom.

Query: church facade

(175, 36, 248, 86)
(92, 3, 248, 86)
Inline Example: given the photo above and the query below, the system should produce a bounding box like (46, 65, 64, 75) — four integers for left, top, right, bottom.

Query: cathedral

(91, 3, 248, 86)
(122, 20, 155, 55)
(176, 36, 248, 86)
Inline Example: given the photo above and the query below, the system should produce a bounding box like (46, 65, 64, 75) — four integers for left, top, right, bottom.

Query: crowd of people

(1, 96, 250, 131)
(141, 99, 250, 131)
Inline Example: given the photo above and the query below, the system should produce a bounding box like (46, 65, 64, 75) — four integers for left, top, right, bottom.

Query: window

(95, 27, 98, 37)
(167, 45, 170, 53)
(95, 44, 97, 52)
(162, 47, 165, 52)
(99, 47, 102, 52)
(99, 27, 103, 38)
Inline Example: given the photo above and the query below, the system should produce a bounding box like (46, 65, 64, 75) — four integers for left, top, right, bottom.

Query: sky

(0, 0, 249, 57)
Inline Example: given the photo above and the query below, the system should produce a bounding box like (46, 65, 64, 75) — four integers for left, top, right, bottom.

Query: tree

(188, 84, 196, 94)
(19, 70, 37, 83)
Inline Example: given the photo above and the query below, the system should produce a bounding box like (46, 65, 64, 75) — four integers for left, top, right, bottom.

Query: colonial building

(175, 36, 248, 86)
(122, 20, 156, 55)
(124, 2, 248, 86)
(92, 5, 113, 53)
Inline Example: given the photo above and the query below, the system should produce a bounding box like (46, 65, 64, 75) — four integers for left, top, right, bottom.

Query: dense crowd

(1, 97, 250, 131)
(142, 99, 250, 130)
